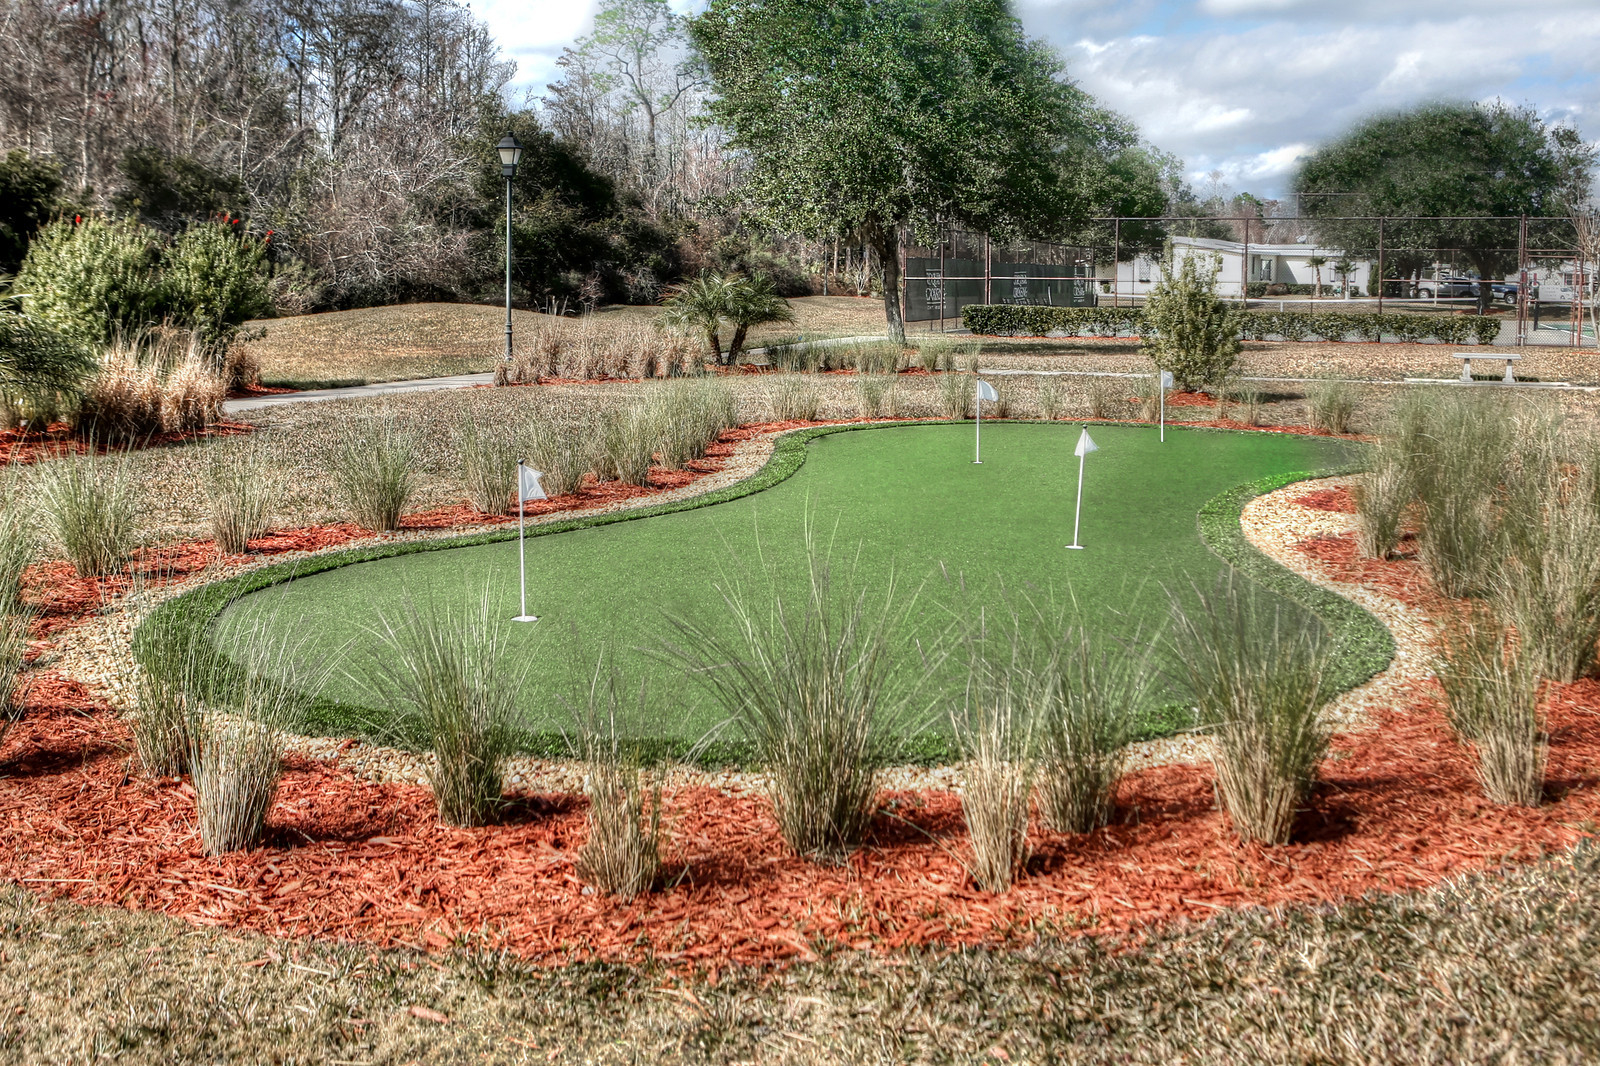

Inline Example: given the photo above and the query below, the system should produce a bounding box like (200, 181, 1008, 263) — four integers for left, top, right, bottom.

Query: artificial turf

(218, 422, 1359, 755)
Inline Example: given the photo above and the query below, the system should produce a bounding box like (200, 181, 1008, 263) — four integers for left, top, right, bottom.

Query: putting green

(216, 422, 1361, 755)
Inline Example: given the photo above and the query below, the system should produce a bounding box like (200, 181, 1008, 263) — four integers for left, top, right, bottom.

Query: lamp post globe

(497, 134, 523, 363)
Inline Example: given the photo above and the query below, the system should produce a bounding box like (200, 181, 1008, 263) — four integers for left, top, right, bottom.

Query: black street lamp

(497, 133, 524, 363)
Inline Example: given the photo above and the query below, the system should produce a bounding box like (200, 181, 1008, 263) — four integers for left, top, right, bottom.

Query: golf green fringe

(136, 422, 1394, 767)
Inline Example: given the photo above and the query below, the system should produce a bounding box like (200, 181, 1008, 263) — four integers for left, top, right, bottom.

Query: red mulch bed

(1, 422, 256, 467)
(1294, 486, 1357, 513)
(227, 383, 298, 399)
(0, 679, 1596, 964)
(1294, 531, 1437, 608)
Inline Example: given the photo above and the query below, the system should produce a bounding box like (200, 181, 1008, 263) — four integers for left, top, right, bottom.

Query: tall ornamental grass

(665, 533, 931, 862)
(205, 440, 281, 553)
(1352, 451, 1409, 560)
(1496, 490, 1600, 683)
(335, 418, 415, 531)
(856, 374, 895, 418)
(1306, 379, 1356, 434)
(34, 449, 137, 576)
(567, 658, 662, 899)
(1411, 393, 1515, 597)
(1433, 604, 1545, 806)
(0, 485, 36, 616)
(937, 372, 973, 420)
(527, 419, 591, 497)
(369, 590, 526, 827)
(1171, 583, 1331, 845)
(191, 623, 330, 855)
(1038, 626, 1153, 834)
(0, 611, 31, 755)
(597, 406, 656, 486)
(766, 373, 821, 422)
(647, 379, 736, 470)
(129, 585, 209, 777)
(457, 417, 524, 515)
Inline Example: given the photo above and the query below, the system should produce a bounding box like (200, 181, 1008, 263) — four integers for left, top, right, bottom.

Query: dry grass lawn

(0, 843, 1595, 1062)
(242, 298, 894, 389)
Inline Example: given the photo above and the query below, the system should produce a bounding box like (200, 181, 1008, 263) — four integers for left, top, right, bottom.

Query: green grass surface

(214, 423, 1363, 759)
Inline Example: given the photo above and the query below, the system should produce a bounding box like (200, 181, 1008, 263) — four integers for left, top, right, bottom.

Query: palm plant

(723, 273, 795, 364)
(1306, 255, 1326, 298)
(660, 272, 733, 365)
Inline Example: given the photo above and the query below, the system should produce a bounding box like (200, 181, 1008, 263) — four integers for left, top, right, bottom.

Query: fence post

(1517, 214, 1528, 348)
(1377, 216, 1385, 313)
(1112, 217, 1120, 308)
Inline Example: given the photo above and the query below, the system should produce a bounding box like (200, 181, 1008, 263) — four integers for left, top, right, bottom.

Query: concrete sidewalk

(223, 372, 494, 414)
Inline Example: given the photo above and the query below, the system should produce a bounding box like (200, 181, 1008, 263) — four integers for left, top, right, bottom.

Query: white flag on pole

(518, 465, 547, 502)
(1159, 370, 1174, 389)
(976, 379, 998, 402)
(1074, 428, 1099, 457)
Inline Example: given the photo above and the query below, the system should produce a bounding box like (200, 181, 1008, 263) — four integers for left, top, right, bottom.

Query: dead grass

(0, 842, 1596, 1062)
(240, 298, 895, 389)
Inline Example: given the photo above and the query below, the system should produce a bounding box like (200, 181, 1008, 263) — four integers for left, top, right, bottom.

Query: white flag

(1159, 370, 1174, 389)
(976, 379, 998, 402)
(518, 464, 547, 502)
(1074, 428, 1099, 457)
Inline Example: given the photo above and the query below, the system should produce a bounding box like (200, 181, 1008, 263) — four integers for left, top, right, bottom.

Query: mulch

(1294, 530, 1439, 609)
(0, 422, 255, 466)
(1293, 486, 1357, 513)
(0, 674, 1595, 965)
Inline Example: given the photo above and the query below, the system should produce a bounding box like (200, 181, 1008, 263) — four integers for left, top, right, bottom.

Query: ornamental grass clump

(0, 484, 36, 617)
(567, 659, 662, 899)
(334, 417, 415, 532)
(205, 440, 281, 553)
(33, 448, 137, 576)
(1434, 604, 1545, 806)
(457, 416, 523, 515)
(1171, 582, 1331, 845)
(1083, 377, 1117, 420)
(0, 611, 31, 754)
(527, 419, 590, 497)
(1411, 393, 1514, 597)
(1495, 486, 1600, 683)
(1306, 379, 1356, 434)
(665, 533, 929, 862)
(1038, 626, 1153, 834)
(767, 373, 821, 422)
(951, 616, 1037, 893)
(128, 589, 208, 777)
(370, 590, 525, 827)
(647, 379, 736, 470)
(597, 405, 656, 486)
(191, 624, 330, 855)
(1037, 380, 1064, 420)
(855, 373, 893, 417)
(937, 372, 973, 419)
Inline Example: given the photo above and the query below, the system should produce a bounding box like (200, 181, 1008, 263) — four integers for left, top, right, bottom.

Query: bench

(1454, 351, 1519, 384)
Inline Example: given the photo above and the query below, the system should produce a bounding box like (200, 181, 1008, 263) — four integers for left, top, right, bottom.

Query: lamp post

(497, 133, 523, 363)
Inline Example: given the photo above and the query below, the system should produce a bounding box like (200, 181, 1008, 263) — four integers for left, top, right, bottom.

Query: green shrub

(163, 221, 272, 353)
(15, 217, 163, 342)
(1170, 581, 1332, 845)
(0, 313, 94, 425)
(369, 591, 526, 827)
(1140, 250, 1242, 391)
(335, 419, 416, 532)
(34, 450, 137, 576)
(1305, 313, 1349, 343)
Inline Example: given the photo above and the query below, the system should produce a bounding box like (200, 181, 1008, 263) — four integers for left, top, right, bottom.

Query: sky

(471, 0, 1600, 199)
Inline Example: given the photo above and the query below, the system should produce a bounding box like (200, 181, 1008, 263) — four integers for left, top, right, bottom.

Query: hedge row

(960, 304, 1504, 346)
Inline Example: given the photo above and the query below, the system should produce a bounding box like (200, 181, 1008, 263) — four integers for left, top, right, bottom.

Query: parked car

(1416, 277, 1484, 298)
(1492, 282, 1520, 303)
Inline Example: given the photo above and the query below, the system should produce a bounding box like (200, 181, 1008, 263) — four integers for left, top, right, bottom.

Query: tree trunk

(704, 326, 722, 365)
(727, 324, 748, 364)
(869, 224, 906, 345)
(1469, 253, 1496, 315)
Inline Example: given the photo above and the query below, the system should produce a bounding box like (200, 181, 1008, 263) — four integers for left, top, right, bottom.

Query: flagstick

(513, 460, 538, 622)
(966, 382, 979, 464)
(1068, 447, 1086, 549)
(1159, 379, 1165, 443)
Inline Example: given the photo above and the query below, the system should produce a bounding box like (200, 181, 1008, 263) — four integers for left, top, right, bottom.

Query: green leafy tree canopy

(1294, 102, 1595, 312)
(690, 0, 1081, 343)
(0, 150, 64, 275)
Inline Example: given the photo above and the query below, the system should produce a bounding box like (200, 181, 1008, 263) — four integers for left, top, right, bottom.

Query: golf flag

(973, 376, 999, 464)
(976, 379, 998, 402)
(1157, 370, 1174, 442)
(1159, 371, 1174, 389)
(1068, 428, 1097, 549)
(519, 465, 547, 502)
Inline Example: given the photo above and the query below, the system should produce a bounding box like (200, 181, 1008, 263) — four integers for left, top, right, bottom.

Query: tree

(723, 273, 794, 363)
(112, 146, 246, 233)
(661, 272, 733, 362)
(0, 150, 63, 275)
(690, 0, 1078, 344)
(1141, 248, 1241, 392)
(1306, 255, 1326, 297)
(1295, 102, 1595, 313)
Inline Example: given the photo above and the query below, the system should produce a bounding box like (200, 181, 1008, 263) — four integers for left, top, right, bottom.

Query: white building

(1101, 237, 1374, 300)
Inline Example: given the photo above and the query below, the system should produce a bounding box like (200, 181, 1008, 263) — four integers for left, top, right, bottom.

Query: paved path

(224, 373, 493, 414)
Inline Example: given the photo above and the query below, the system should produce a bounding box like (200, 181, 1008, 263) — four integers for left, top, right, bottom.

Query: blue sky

(473, 0, 1600, 198)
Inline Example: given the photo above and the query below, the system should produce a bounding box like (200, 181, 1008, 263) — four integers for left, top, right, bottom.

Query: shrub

(527, 420, 590, 497)
(1306, 379, 1356, 434)
(1171, 582, 1331, 845)
(205, 441, 280, 554)
(1038, 626, 1152, 834)
(1141, 250, 1242, 391)
(457, 417, 523, 515)
(1037, 380, 1064, 420)
(0, 313, 94, 425)
(163, 221, 272, 354)
(937, 372, 973, 420)
(369, 591, 526, 827)
(334, 418, 415, 532)
(767, 373, 821, 422)
(34, 450, 137, 576)
(15, 216, 163, 342)
(1306, 313, 1349, 343)
(664, 535, 928, 862)
(567, 659, 662, 899)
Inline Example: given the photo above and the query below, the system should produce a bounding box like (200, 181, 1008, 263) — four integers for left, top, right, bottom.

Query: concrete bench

(1454, 351, 1519, 383)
